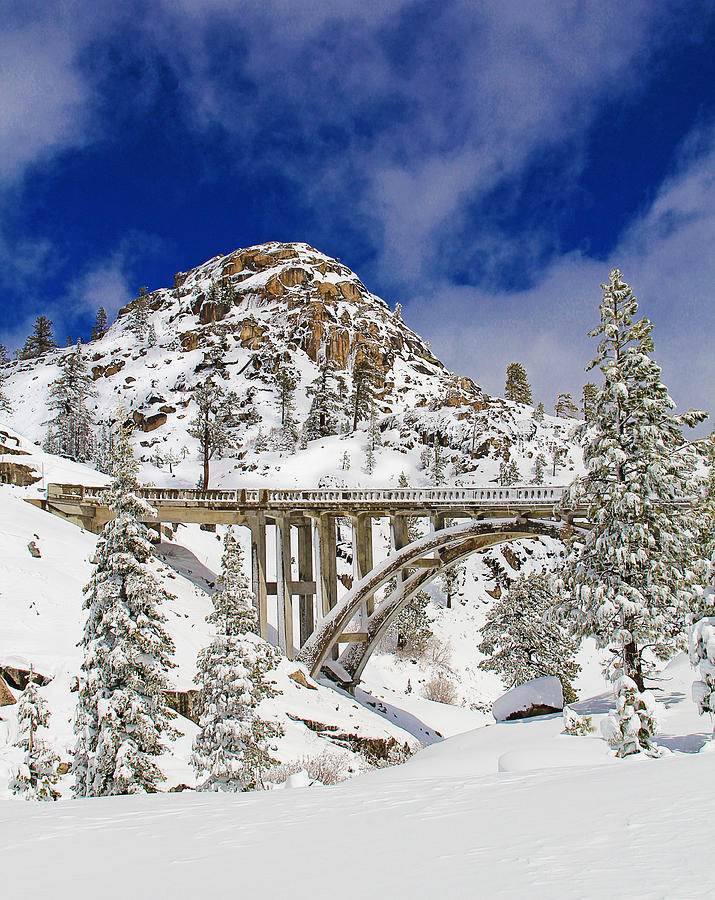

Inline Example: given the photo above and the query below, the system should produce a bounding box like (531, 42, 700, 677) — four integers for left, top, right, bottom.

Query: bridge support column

(315, 514, 338, 660)
(352, 514, 374, 620)
(248, 514, 268, 640)
(275, 515, 294, 659)
(297, 519, 314, 648)
(390, 515, 409, 571)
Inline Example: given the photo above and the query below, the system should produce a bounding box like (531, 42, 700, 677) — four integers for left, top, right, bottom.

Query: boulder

(279, 266, 311, 288)
(0, 675, 16, 706)
(492, 676, 564, 722)
(133, 411, 168, 433)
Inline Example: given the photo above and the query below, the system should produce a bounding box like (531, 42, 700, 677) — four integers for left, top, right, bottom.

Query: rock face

(0, 240, 583, 484)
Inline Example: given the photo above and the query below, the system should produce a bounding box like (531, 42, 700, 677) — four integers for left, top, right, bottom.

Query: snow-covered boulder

(491, 676, 564, 722)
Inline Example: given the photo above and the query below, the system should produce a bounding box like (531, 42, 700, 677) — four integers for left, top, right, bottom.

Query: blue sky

(1, 0, 714, 418)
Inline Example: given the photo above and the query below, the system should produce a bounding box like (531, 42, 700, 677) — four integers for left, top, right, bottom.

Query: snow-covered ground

(1, 652, 711, 899)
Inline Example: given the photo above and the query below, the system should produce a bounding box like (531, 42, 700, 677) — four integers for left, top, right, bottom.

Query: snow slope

(0, 241, 585, 491)
(0, 654, 710, 900)
(0, 483, 424, 797)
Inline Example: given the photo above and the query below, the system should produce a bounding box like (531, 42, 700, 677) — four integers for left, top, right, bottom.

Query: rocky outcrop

(133, 411, 168, 433)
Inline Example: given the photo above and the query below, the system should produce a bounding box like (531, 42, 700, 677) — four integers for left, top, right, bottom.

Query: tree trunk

(623, 638, 645, 692)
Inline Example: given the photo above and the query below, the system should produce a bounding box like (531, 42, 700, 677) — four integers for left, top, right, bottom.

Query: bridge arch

(296, 518, 561, 686)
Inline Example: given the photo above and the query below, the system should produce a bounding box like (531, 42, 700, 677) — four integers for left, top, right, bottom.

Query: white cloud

(406, 121, 715, 422)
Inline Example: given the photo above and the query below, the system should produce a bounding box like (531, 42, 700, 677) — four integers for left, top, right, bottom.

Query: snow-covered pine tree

(192, 528, 283, 791)
(499, 458, 520, 485)
(533, 401, 545, 422)
(689, 613, 715, 720)
(505, 362, 533, 405)
(581, 382, 598, 422)
(189, 378, 237, 490)
(430, 437, 446, 485)
(45, 341, 96, 462)
(395, 590, 432, 653)
(601, 677, 663, 757)
(532, 453, 545, 485)
(305, 360, 342, 440)
(0, 370, 11, 414)
(130, 286, 150, 339)
(558, 269, 706, 754)
(365, 444, 376, 474)
(10, 668, 61, 801)
(21, 315, 57, 358)
(0, 343, 9, 366)
(341, 450, 351, 471)
(350, 357, 383, 432)
(91, 306, 108, 341)
(439, 551, 465, 609)
(254, 427, 269, 452)
(479, 571, 580, 702)
(554, 392, 578, 419)
(276, 365, 297, 426)
(73, 418, 177, 797)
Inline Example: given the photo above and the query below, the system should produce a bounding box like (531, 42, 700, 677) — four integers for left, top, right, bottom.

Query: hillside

(0, 241, 583, 490)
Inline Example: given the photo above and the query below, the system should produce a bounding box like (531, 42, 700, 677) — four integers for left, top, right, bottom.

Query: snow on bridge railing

(47, 483, 567, 506)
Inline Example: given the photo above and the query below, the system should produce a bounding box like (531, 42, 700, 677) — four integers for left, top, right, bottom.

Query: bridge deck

(45, 483, 572, 520)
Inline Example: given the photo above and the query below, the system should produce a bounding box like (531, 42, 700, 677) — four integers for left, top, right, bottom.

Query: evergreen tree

(601, 677, 663, 757)
(554, 392, 578, 419)
(21, 315, 57, 358)
(533, 401, 545, 422)
(419, 444, 432, 471)
(395, 590, 432, 653)
(479, 572, 580, 701)
(45, 341, 96, 462)
(0, 371, 11, 415)
(305, 360, 342, 440)
(276, 366, 297, 426)
(350, 357, 383, 432)
(340, 450, 351, 471)
(91, 307, 108, 341)
(532, 453, 545, 484)
(73, 421, 177, 796)
(220, 278, 237, 307)
(582, 382, 598, 422)
(440, 551, 465, 609)
(430, 437, 446, 485)
(504, 362, 533, 405)
(365, 444, 376, 474)
(254, 427, 269, 453)
(558, 269, 706, 752)
(189, 379, 237, 490)
(10, 668, 61, 801)
(130, 286, 150, 339)
(499, 458, 520, 485)
(192, 528, 283, 791)
(0, 343, 9, 366)
(550, 445, 565, 477)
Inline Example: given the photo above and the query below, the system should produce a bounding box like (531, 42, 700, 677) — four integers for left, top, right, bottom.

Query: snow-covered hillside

(0, 483, 431, 797)
(0, 241, 584, 489)
(2, 653, 712, 900)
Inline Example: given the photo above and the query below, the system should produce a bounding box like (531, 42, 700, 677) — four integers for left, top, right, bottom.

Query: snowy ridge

(0, 241, 584, 491)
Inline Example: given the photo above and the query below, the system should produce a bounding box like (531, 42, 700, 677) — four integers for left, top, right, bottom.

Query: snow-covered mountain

(0, 241, 587, 799)
(1, 241, 583, 489)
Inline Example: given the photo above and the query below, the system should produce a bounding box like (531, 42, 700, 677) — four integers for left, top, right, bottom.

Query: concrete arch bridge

(41, 484, 580, 686)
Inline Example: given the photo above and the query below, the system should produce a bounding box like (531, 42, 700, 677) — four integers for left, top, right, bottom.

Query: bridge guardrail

(47, 483, 567, 506)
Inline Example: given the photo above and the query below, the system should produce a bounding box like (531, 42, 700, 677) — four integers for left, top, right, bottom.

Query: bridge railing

(47, 483, 567, 506)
